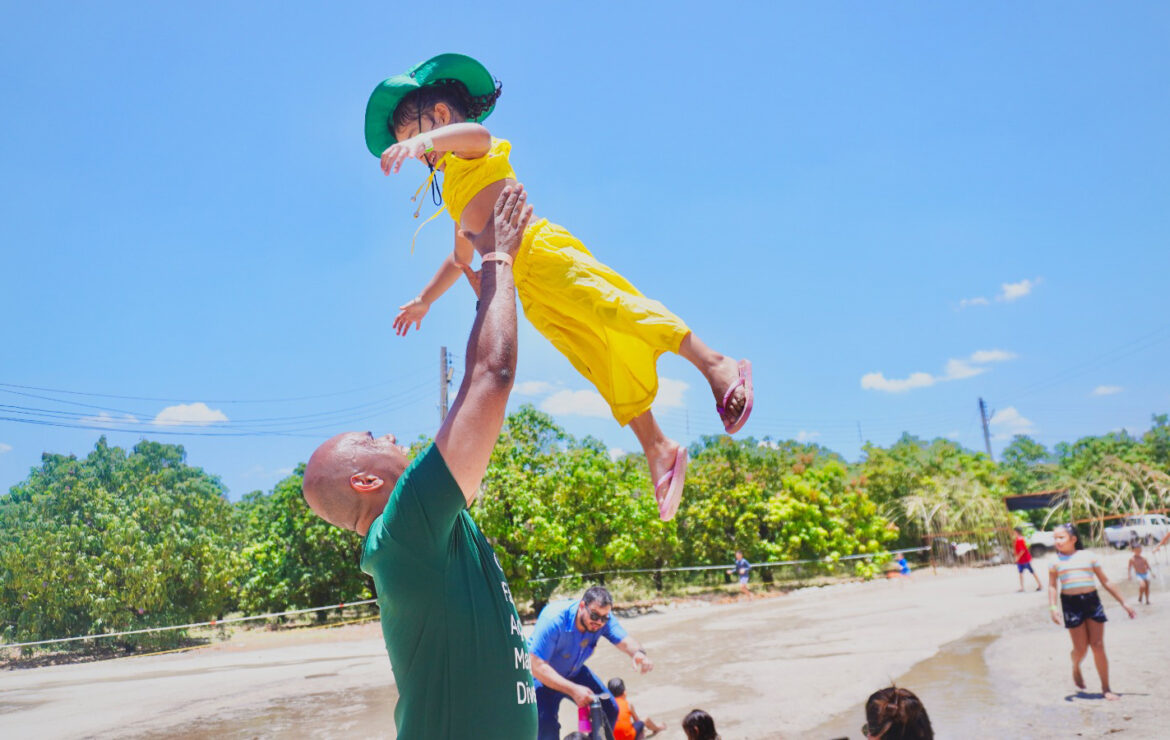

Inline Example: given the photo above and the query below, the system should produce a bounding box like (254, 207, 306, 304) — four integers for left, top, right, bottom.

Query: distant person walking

(727, 550, 752, 597)
(1048, 523, 1136, 700)
(1129, 543, 1152, 605)
(1014, 527, 1042, 592)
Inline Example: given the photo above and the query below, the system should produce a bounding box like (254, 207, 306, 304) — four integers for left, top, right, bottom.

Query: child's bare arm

(381, 123, 492, 174)
(392, 256, 464, 336)
(1094, 564, 1136, 618)
(1128, 559, 1134, 579)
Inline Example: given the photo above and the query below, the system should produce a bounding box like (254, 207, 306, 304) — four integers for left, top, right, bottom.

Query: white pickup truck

(1029, 529, 1056, 555)
(1104, 514, 1170, 549)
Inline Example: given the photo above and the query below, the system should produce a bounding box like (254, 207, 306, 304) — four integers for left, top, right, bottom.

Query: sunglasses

(586, 608, 610, 623)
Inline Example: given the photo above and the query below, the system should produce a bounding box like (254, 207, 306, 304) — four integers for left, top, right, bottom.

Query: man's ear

(349, 473, 385, 493)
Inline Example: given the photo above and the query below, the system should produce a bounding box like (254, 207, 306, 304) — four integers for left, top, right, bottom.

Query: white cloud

(998, 278, 1039, 302)
(80, 412, 140, 427)
(945, 430, 962, 440)
(153, 402, 229, 427)
(957, 278, 1040, 309)
(861, 371, 937, 393)
(796, 430, 821, 442)
(968, 349, 1016, 364)
(943, 359, 986, 381)
(862, 349, 1017, 393)
(0, 442, 11, 454)
(1092, 385, 1123, 396)
(654, 378, 688, 409)
(608, 447, 627, 461)
(540, 390, 611, 419)
(990, 406, 1035, 440)
(514, 380, 556, 396)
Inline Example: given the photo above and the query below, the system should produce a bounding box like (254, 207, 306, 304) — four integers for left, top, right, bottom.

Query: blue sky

(2, 3, 1167, 500)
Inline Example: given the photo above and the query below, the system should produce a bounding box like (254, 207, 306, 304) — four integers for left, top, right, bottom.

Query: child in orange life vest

(607, 677, 664, 740)
(366, 54, 754, 521)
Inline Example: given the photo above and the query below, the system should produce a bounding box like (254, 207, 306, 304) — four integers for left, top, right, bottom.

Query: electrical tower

(439, 346, 453, 423)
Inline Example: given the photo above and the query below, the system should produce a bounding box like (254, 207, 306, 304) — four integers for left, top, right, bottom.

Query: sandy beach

(2, 547, 1168, 739)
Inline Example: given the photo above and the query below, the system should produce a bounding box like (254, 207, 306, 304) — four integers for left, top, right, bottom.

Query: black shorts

(1060, 591, 1107, 629)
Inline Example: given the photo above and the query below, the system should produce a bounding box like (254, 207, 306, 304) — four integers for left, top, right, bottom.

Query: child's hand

(1050, 609, 1061, 625)
(1125, 604, 1136, 619)
(393, 297, 430, 336)
(380, 136, 431, 175)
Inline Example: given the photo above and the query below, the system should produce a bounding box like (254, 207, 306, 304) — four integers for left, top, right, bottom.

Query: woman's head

(391, 78, 502, 143)
(864, 686, 932, 739)
(682, 709, 719, 740)
(1053, 523, 1084, 553)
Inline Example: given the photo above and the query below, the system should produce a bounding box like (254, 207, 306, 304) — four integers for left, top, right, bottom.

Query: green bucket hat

(364, 53, 497, 157)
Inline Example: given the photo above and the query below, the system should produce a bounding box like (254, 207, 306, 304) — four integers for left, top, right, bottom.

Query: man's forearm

(617, 637, 645, 657)
(464, 260, 516, 388)
(530, 656, 582, 697)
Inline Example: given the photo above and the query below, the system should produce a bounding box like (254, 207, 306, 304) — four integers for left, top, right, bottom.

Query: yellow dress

(435, 138, 690, 426)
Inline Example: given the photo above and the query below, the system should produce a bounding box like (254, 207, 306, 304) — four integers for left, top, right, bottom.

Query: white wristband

(482, 252, 513, 266)
(420, 135, 435, 153)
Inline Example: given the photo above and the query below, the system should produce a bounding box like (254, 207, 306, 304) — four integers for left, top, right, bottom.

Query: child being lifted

(365, 54, 753, 520)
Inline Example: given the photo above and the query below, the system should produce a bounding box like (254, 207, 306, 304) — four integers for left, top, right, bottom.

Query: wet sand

(3, 548, 1168, 739)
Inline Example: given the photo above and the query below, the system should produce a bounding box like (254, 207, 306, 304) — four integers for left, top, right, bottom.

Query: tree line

(2, 407, 1168, 652)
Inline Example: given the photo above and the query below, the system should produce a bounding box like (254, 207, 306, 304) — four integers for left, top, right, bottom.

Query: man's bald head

(302, 431, 410, 534)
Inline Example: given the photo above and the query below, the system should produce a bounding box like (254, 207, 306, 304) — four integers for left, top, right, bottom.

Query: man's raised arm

(435, 185, 532, 502)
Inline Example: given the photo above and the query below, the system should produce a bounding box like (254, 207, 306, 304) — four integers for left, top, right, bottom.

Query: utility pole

(978, 397, 994, 460)
(439, 346, 451, 423)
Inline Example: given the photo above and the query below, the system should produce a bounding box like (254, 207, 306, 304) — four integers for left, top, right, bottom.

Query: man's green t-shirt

(360, 443, 537, 739)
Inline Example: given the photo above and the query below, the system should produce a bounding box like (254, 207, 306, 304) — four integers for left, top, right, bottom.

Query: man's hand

(393, 297, 430, 335)
(569, 683, 596, 707)
(462, 184, 532, 259)
(632, 650, 653, 674)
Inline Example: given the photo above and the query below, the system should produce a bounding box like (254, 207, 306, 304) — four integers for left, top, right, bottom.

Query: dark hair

(1061, 523, 1085, 550)
(607, 677, 626, 698)
(682, 709, 719, 740)
(864, 686, 933, 739)
(562, 733, 589, 740)
(391, 78, 502, 135)
(582, 585, 613, 608)
(1013, 526, 1024, 535)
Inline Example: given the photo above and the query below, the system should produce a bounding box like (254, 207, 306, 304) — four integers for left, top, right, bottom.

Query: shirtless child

(1129, 544, 1152, 605)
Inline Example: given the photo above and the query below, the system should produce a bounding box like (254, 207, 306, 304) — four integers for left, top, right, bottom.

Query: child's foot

(650, 444, 688, 521)
(1104, 691, 1121, 701)
(709, 358, 753, 433)
(1073, 666, 1086, 690)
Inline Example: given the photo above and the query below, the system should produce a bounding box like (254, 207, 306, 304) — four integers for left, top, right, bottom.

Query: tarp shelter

(1003, 489, 1068, 511)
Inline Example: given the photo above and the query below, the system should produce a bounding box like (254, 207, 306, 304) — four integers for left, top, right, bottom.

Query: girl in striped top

(1048, 523, 1136, 700)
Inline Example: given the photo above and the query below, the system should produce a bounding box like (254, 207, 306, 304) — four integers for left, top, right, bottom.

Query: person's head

(1132, 542, 1143, 555)
(302, 431, 410, 534)
(735, 549, 743, 559)
(863, 686, 933, 739)
(391, 80, 502, 164)
(576, 585, 613, 633)
(1014, 526, 1024, 536)
(1053, 523, 1084, 554)
(682, 709, 719, 740)
(607, 677, 626, 698)
(562, 733, 589, 740)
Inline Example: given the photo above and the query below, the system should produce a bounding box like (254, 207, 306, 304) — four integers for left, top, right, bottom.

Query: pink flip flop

(654, 446, 688, 522)
(717, 359, 754, 434)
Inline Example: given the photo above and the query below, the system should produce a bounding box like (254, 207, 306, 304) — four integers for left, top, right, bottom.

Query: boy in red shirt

(1014, 526, 1042, 591)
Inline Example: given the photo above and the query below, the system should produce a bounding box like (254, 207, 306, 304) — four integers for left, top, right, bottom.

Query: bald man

(302, 185, 537, 739)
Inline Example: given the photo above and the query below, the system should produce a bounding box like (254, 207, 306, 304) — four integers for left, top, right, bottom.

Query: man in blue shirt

(528, 586, 653, 740)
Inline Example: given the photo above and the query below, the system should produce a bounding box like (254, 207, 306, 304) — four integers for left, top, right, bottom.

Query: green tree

(0, 438, 237, 651)
(235, 465, 372, 616)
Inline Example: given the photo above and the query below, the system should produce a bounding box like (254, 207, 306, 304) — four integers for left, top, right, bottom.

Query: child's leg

(1085, 619, 1117, 699)
(1068, 624, 1089, 689)
(1032, 568, 1043, 590)
(1018, 568, 1025, 591)
(629, 410, 680, 486)
(678, 333, 749, 428)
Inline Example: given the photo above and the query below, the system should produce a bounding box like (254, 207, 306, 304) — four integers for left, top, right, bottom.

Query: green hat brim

(364, 53, 497, 157)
